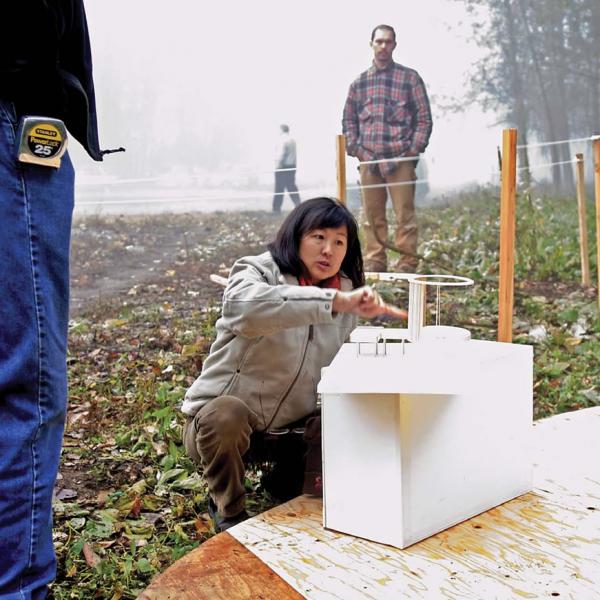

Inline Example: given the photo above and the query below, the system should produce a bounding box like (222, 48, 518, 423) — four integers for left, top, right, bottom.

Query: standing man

(343, 24, 432, 273)
(272, 124, 301, 214)
(0, 1, 114, 597)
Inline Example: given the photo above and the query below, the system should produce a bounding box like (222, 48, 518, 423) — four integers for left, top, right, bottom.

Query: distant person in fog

(273, 124, 301, 214)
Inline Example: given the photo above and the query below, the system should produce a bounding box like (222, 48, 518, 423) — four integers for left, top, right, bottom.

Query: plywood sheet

(139, 531, 303, 600)
(229, 408, 600, 599)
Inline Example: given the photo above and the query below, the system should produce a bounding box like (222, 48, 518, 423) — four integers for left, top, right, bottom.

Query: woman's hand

(332, 287, 408, 320)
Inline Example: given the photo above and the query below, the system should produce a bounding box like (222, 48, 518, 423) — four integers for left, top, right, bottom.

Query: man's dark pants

(273, 169, 301, 212)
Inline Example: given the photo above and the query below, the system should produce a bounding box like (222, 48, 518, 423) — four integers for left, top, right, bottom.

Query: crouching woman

(181, 197, 405, 531)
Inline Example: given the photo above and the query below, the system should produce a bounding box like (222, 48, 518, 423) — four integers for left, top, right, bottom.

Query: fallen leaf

(582, 388, 600, 403)
(141, 512, 162, 525)
(131, 495, 142, 518)
(137, 557, 153, 574)
(104, 318, 127, 328)
(194, 516, 211, 535)
(56, 488, 78, 501)
(96, 490, 112, 507)
(151, 440, 167, 456)
(70, 517, 86, 530)
(83, 542, 102, 568)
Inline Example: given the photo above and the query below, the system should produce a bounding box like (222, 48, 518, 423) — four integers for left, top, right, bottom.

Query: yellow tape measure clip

(16, 116, 68, 168)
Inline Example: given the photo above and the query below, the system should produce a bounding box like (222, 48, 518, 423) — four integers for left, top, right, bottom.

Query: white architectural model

(318, 274, 533, 549)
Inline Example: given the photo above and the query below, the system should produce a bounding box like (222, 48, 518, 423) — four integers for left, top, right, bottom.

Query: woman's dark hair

(267, 197, 365, 288)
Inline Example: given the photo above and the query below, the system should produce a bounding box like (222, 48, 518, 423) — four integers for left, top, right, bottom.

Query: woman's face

(299, 225, 348, 283)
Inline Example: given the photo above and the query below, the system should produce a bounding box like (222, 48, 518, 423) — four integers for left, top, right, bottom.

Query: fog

(72, 0, 502, 213)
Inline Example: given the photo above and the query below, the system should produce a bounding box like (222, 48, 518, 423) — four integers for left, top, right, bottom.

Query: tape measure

(15, 116, 68, 168)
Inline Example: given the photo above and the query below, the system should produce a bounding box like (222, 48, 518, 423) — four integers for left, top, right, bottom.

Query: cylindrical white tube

(408, 280, 426, 342)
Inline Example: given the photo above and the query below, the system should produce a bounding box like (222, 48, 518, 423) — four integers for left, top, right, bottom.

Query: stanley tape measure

(16, 116, 68, 168)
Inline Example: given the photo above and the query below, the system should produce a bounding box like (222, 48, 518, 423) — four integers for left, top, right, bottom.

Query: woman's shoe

(208, 498, 249, 533)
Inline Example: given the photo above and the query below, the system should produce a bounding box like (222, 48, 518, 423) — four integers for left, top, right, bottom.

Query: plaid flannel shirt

(342, 61, 432, 177)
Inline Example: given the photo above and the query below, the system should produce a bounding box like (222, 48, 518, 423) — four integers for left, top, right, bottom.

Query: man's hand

(332, 287, 407, 320)
(356, 146, 376, 164)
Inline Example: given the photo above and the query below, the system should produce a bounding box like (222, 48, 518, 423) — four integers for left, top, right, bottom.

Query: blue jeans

(0, 101, 74, 598)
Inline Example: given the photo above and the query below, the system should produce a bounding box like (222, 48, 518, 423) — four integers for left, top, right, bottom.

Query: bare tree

(455, 0, 600, 188)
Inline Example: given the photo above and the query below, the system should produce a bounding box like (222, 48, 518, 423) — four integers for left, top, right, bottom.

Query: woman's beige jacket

(182, 252, 357, 430)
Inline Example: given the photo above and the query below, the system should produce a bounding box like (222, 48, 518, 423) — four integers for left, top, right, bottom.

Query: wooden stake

(593, 138, 600, 311)
(498, 129, 518, 343)
(575, 153, 591, 287)
(336, 134, 347, 205)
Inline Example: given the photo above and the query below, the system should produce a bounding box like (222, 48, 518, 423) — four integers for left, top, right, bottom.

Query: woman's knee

(195, 396, 257, 445)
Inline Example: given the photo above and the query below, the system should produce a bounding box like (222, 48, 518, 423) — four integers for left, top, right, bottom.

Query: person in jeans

(0, 2, 111, 596)
(182, 197, 406, 532)
(272, 124, 301, 213)
(342, 24, 433, 273)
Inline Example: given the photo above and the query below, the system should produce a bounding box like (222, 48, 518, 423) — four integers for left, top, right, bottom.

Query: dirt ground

(70, 210, 282, 314)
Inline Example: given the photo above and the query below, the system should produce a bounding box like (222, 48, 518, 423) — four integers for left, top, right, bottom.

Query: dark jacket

(0, 0, 102, 160)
